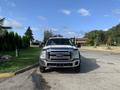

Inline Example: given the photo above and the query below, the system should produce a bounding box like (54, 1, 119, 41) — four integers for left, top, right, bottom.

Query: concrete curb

(80, 48, 120, 54)
(0, 63, 39, 78)
(15, 63, 39, 75)
(0, 73, 15, 78)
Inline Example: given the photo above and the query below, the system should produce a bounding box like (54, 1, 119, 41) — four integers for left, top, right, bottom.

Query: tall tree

(0, 18, 4, 26)
(0, 18, 30, 52)
(43, 30, 53, 44)
(0, 18, 12, 36)
(25, 26, 34, 44)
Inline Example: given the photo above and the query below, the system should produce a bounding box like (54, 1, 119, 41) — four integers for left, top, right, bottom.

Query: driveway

(0, 50, 120, 90)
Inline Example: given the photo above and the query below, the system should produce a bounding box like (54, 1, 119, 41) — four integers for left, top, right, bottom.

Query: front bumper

(39, 59, 80, 68)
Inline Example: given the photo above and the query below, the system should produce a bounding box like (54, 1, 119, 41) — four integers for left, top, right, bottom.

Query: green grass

(0, 47, 41, 72)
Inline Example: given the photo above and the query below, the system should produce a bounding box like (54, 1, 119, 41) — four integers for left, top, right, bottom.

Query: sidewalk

(80, 46, 120, 53)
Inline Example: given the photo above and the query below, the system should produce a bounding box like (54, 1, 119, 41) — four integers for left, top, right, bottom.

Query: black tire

(39, 66, 46, 73)
(74, 64, 80, 73)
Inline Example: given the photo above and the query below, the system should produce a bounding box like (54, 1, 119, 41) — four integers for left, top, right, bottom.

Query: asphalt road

(0, 50, 120, 90)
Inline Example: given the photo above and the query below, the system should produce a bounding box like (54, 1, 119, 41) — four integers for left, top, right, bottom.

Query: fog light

(40, 60, 45, 65)
(75, 61, 78, 65)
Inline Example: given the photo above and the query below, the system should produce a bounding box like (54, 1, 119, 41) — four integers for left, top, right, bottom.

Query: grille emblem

(56, 53, 64, 57)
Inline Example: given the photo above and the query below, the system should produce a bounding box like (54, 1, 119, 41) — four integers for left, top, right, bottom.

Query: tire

(74, 64, 80, 73)
(39, 66, 46, 73)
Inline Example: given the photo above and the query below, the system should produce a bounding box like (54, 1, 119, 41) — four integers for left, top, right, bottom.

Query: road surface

(0, 50, 120, 90)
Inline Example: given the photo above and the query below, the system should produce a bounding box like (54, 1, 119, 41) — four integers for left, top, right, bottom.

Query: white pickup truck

(39, 37, 81, 72)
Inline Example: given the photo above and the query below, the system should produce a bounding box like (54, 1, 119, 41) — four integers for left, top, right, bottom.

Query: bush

(0, 30, 30, 52)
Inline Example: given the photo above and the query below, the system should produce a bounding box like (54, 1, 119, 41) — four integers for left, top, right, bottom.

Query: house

(71, 37, 88, 47)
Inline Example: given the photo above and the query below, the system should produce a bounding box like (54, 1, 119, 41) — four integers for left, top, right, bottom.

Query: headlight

(72, 50, 80, 59)
(40, 50, 46, 59)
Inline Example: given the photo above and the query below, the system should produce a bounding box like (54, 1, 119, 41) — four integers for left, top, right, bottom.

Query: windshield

(46, 38, 73, 46)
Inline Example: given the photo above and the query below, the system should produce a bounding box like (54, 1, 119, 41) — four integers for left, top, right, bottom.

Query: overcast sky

(0, 0, 120, 40)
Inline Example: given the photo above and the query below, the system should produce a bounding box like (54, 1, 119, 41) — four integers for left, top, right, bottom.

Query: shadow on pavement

(31, 72, 51, 90)
(80, 56, 99, 73)
(45, 56, 99, 74)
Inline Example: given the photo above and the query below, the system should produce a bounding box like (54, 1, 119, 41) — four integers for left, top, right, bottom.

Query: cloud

(68, 31, 76, 36)
(63, 31, 83, 38)
(113, 9, 120, 15)
(61, 9, 72, 15)
(3, 0, 16, 7)
(9, 2, 16, 7)
(103, 28, 109, 31)
(104, 15, 110, 17)
(4, 19, 23, 29)
(24, 27, 39, 31)
(0, 16, 3, 19)
(38, 16, 47, 20)
(78, 8, 90, 16)
(31, 27, 40, 31)
(43, 27, 58, 32)
(51, 28, 58, 32)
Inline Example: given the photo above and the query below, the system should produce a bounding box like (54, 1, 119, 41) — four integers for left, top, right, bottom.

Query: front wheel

(39, 66, 46, 73)
(73, 64, 80, 73)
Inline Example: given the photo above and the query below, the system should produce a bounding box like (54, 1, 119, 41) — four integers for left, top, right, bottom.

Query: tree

(43, 30, 53, 44)
(106, 36, 112, 49)
(22, 36, 30, 48)
(84, 30, 107, 46)
(94, 35, 99, 48)
(0, 18, 31, 52)
(25, 26, 34, 44)
(0, 18, 4, 26)
(0, 18, 12, 36)
(84, 30, 101, 46)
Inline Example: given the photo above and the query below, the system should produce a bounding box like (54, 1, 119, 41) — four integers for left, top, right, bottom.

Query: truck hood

(43, 45, 77, 50)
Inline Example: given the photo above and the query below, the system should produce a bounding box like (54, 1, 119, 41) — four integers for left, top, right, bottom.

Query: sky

(0, 0, 120, 41)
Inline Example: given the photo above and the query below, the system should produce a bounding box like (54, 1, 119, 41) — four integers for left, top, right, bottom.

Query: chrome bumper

(39, 59, 80, 68)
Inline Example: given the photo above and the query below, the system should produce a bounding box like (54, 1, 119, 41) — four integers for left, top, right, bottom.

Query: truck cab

(39, 37, 81, 72)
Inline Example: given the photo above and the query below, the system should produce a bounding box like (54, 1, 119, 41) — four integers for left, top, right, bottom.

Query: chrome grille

(48, 51, 72, 61)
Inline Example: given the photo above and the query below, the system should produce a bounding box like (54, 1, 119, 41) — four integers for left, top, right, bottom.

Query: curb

(0, 73, 15, 78)
(15, 63, 39, 75)
(0, 63, 39, 78)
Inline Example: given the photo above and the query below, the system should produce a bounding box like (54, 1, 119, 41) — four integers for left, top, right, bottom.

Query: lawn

(0, 47, 41, 72)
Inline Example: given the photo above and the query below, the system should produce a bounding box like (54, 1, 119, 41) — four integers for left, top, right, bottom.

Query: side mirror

(41, 43, 45, 47)
(77, 44, 81, 48)
(39, 42, 45, 48)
